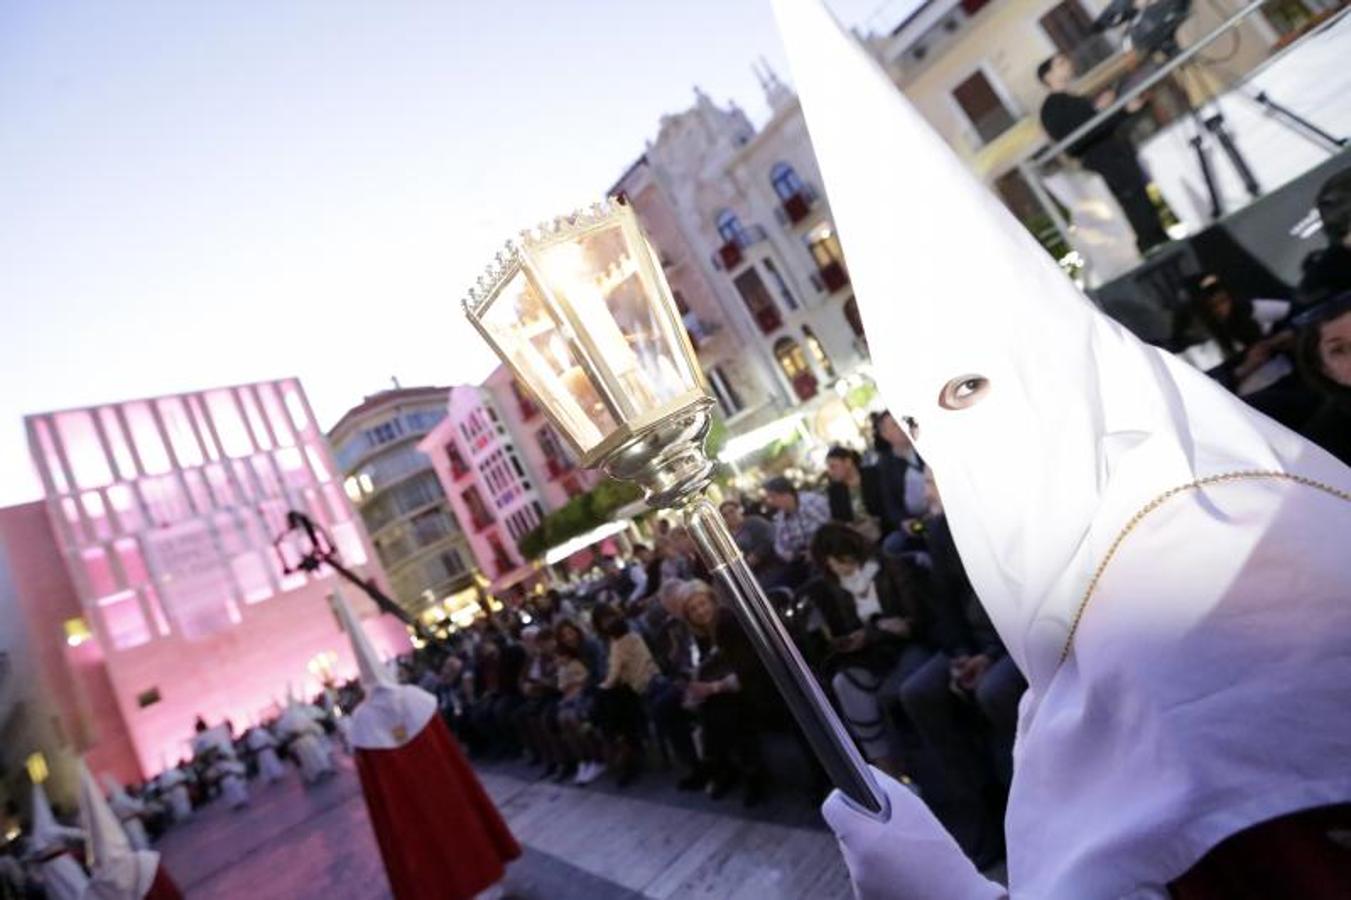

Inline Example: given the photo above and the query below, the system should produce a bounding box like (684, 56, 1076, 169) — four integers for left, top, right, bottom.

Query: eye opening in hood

(939, 374, 991, 410)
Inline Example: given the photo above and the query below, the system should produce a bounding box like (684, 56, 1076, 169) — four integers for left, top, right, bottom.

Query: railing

(774, 185, 820, 226)
(817, 260, 850, 293)
(712, 225, 770, 272)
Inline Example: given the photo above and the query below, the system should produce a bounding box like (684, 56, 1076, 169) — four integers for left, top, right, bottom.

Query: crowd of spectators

(393, 408, 1020, 868)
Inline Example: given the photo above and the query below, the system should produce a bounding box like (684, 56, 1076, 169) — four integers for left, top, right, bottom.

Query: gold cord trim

(1059, 470, 1351, 667)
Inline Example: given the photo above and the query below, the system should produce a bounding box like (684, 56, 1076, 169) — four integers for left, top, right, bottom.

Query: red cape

(145, 862, 184, 900)
(355, 716, 521, 900)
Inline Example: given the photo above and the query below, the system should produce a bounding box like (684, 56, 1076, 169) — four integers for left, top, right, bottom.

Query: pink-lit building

(24, 379, 409, 780)
(418, 374, 598, 592)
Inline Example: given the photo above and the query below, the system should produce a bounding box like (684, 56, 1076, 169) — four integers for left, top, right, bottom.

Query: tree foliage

(517, 477, 644, 561)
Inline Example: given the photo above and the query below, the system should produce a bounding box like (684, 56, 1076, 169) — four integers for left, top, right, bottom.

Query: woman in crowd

(807, 522, 930, 781)
(553, 618, 606, 785)
(592, 602, 663, 786)
(678, 580, 769, 806)
(1294, 293, 1351, 465)
(1182, 274, 1320, 427)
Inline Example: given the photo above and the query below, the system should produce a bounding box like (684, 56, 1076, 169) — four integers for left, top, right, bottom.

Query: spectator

(627, 544, 653, 604)
(763, 476, 830, 585)
(1298, 168, 1351, 305)
(873, 411, 927, 539)
(516, 626, 571, 779)
(807, 523, 930, 781)
(554, 619, 606, 786)
(597, 555, 636, 605)
(592, 602, 673, 787)
(824, 446, 885, 541)
(655, 535, 692, 584)
(678, 580, 769, 806)
(1181, 275, 1320, 428)
(719, 499, 789, 589)
(1294, 293, 1351, 465)
(898, 470, 1025, 867)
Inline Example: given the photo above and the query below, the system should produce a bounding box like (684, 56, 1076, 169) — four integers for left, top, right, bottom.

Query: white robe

(107, 794, 149, 852)
(158, 772, 192, 821)
(219, 771, 249, 809)
(289, 732, 333, 783)
(38, 854, 88, 900)
(247, 730, 287, 783)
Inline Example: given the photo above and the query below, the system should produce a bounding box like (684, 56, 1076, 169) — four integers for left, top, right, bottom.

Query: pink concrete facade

(0, 500, 139, 801)
(418, 377, 600, 590)
(481, 364, 599, 511)
(25, 379, 409, 778)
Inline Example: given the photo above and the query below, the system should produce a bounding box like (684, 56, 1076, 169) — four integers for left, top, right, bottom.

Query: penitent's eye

(938, 375, 990, 410)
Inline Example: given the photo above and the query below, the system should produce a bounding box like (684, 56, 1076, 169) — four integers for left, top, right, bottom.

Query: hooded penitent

(331, 587, 520, 900)
(28, 781, 88, 900)
(100, 776, 149, 853)
(78, 762, 183, 900)
(772, 0, 1351, 896)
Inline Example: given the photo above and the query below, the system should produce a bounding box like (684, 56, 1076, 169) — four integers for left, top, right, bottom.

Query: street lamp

(463, 196, 887, 817)
(273, 509, 420, 632)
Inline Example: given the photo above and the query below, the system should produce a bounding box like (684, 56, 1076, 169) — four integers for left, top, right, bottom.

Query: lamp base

(599, 398, 716, 509)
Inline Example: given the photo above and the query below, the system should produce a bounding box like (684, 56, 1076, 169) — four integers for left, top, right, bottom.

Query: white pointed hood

(78, 761, 158, 899)
(330, 588, 436, 751)
(775, 2, 1351, 896)
(771, 0, 1347, 690)
(331, 587, 396, 691)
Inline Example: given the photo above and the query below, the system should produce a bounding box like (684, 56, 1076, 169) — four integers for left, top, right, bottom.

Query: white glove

(822, 766, 1006, 900)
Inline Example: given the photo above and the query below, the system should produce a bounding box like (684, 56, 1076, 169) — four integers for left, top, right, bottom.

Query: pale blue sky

(0, 0, 914, 505)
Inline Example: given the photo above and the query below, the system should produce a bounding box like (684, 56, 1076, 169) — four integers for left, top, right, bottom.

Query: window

(761, 258, 799, 311)
(733, 269, 783, 335)
(806, 223, 850, 293)
(446, 442, 470, 479)
(403, 409, 445, 434)
(707, 365, 745, 417)
(462, 485, 494, 530)
(803, 326, 836, 379)
(1040, 0, 1115, 73)
(951, 69, 1017, 145)
(774, 337, 819, 401)
(509, 380, 539, 420)
(843, 296, 867, 341)
(715, 209, 748, 246)
(537, 426, 572, 478)
(362, 418, 404, 450)
(994, 169, 1073, 260)
(770, 162, 806, 201)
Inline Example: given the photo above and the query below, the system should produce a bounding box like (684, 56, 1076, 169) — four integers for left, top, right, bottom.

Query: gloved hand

(822, 766, 1007, 900)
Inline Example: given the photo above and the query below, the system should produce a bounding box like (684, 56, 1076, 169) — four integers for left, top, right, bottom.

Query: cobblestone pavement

(155, 751, 853, 899)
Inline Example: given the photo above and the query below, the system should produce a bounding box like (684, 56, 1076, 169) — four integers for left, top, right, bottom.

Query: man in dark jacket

(825, 446, 886, 539)
(1038, 52, 1169, 252)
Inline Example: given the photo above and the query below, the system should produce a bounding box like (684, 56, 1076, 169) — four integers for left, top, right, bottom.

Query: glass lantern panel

(532, 222, 698, 421)
(478, 269, 617, 454)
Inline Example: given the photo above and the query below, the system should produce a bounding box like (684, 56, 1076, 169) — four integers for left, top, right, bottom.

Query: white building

(616, 80, 873, 445)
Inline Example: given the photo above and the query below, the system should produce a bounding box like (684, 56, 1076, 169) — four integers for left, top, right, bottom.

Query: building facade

(616, 84, 871, 439)
(328, 386, 475, 618)
(25, 379, 408, 779)
(0, 501, 101, 812)
(418, 376, 599, 591)
(865, 0, 1300, 274)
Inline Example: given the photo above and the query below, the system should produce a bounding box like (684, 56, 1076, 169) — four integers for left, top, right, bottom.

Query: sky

(0, 0, 918, 506)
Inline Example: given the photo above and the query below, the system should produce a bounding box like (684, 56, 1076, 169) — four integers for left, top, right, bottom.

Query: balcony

(711, 225, 769, 272)
(774, 185, 820, 227)
(817, 260, 850, 293)
(753, 305, 784, 335)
